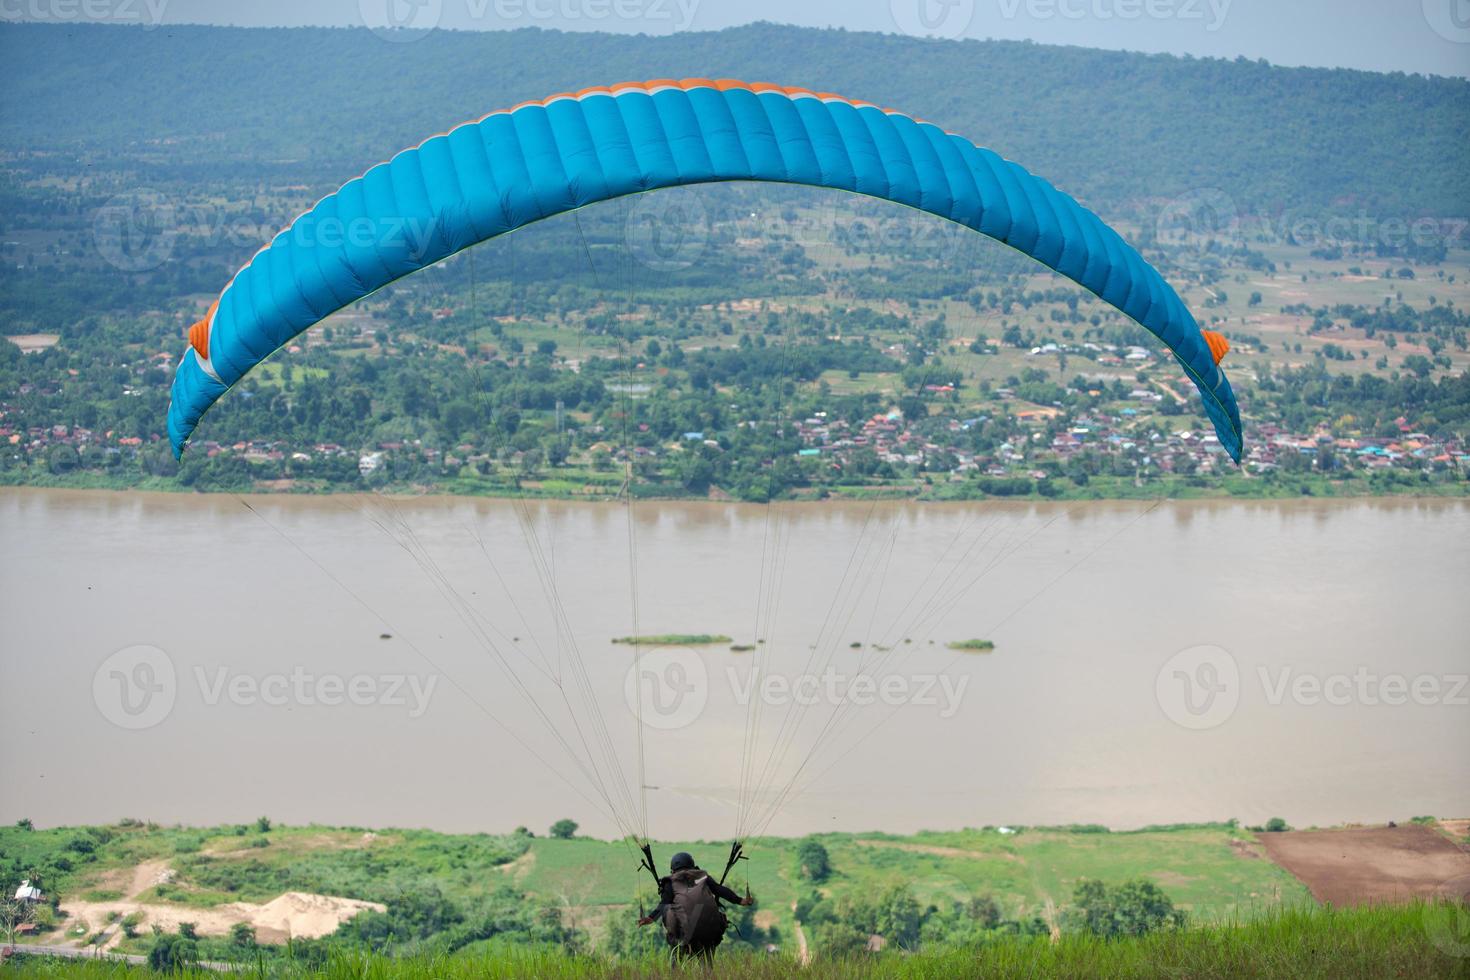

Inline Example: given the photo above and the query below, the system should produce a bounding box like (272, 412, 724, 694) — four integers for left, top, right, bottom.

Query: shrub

(796, 838, 831, 882)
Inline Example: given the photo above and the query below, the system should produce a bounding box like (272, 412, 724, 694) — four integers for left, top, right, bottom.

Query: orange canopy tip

(1202, 329, 1230, 364)
(188, 310, 214, 360)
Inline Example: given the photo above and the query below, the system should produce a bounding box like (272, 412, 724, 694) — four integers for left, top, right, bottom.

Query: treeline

(3, 22, 1467, 218)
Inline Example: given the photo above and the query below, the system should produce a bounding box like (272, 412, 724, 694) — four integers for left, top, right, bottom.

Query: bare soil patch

(1259, 825, 1470, 906)
(61, 891, 384, 945)
(5, 334, 59, 353)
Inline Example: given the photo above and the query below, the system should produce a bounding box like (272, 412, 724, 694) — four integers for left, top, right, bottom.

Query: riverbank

(2, 467, 1470, 505)
(3, 468, 1467, 502)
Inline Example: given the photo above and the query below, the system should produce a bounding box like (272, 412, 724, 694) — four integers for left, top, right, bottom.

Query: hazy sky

(4, 0, 1468, 77)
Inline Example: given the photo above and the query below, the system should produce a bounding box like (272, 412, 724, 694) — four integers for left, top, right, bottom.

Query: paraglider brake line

(638, 841, 660, 889)
(719, 840, 746, 886)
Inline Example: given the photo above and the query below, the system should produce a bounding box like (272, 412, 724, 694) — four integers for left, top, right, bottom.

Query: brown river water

(1, 488, 1466, 837)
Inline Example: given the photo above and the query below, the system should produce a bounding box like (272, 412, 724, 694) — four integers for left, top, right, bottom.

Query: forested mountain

(2, 21, 1466, 218)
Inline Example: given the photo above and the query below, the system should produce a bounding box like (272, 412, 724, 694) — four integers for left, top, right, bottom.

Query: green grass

(4, 903, 1464, 979)
(946, 639, 995, 652)
(4, 821, 1309, 944)
(610, 634, 732, 646)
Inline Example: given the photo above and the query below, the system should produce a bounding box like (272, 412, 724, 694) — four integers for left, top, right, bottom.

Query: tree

(147, 930, 198, 972)
(230, 922, 256, 947)
(549, 819, 578, 839)
(796, 838, 831, 882)
(254, 816, 272, 833)
(1264, 816, 1290, 832)
(0, 899, 34, 945)
(1403, 354, 1432, 378)
(1066, 878, 1185, 938)
(45, 444, 79, 474)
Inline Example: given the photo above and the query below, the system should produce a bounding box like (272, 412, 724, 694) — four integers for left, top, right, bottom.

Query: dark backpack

(662, 868, 728, 950)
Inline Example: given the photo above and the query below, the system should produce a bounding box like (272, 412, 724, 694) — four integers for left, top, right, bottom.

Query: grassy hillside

(1, 22, 1466, 217)
(0, 820, 1310, 951)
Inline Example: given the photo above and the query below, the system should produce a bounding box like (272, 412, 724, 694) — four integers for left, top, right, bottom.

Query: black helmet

(670, 851, 695, 872)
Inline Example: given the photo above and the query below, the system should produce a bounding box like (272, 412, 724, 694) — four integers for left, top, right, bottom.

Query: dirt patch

(61, 891, 384, 945)
(1259, 825, 1470, 906)
(5, 334, 59, 353)
(497, 848, 536, 883)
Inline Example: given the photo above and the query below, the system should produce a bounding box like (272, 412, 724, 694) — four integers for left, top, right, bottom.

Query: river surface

(1, 488, 1466, 837)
